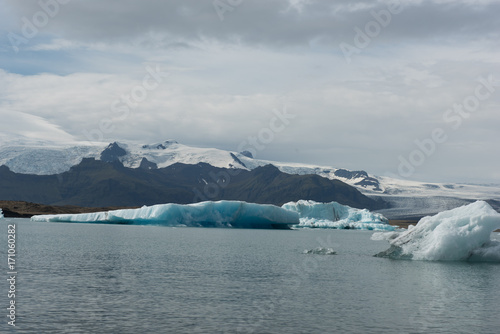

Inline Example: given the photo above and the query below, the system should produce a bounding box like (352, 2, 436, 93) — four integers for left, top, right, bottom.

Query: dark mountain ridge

(0, 158, 386, 210)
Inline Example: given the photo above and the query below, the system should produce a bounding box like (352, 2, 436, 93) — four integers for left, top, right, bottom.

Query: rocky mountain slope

(0, 158, 383, 209)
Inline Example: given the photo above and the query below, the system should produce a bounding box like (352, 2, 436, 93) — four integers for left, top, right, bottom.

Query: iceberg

(303, 247, 336, 255)
(373, 201, 500, 261)
(31, 199, 391, 231)
(31, 201, 299, 229)
(282, 200, 393, 230)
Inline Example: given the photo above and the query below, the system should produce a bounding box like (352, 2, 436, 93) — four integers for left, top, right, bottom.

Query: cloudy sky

(0, 0, 499, 183)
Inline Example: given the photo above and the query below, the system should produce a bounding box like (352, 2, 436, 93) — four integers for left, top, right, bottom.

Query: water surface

(2, 219, 499, 333)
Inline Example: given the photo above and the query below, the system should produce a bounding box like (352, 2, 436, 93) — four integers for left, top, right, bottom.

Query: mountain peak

(141, 140, 178, 150)
(100, 142, 127, 162)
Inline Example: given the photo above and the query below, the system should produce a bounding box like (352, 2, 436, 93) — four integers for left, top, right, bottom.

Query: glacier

(373, 201, 500, 262)
(282, 200, 394, 230)
(31, 201, 299, 229)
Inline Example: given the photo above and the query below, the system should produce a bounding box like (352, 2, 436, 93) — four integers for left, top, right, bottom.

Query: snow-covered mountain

(1, 139, 499, 205)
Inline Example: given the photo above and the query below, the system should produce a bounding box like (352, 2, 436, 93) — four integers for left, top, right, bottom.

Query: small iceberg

(373, 201, 500, 261)
(303, 247, 336, 255)
(31, 201, 299, 229)
(282, 200, 393, 230)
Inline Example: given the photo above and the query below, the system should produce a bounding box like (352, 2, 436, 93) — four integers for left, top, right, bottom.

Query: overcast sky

(0, 0, 499, 183)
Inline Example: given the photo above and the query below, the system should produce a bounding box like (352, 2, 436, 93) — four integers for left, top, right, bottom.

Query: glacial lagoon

(2, 218, 499, 334)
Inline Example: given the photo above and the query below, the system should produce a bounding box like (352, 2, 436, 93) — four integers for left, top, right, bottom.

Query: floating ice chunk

(282, 200, 393, 230)
(31, 201, 299, 229)
(303, 247, 336, 255)
(374, 201, 500, 261)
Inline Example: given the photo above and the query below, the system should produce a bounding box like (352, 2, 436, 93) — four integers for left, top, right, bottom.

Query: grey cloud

(1, 0, 500, 183)
(5, 0, 500, 47)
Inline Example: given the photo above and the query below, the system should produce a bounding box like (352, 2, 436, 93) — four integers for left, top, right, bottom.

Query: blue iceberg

(31, 201, 299, 229)
(31, 200, 392, 230)
(282, 200, 393, 230)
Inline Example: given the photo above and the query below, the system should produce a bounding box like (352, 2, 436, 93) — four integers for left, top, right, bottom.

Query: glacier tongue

(373, 201, 500, 261)
(31, 201, 299, 229)
(282, 200, 393, 230)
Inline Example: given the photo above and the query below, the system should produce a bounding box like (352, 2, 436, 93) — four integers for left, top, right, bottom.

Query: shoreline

(387, 219, 419, 229)
(0, 200, 136, 218)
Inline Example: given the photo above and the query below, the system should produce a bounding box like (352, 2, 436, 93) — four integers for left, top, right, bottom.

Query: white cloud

(0, 109, 76, 144)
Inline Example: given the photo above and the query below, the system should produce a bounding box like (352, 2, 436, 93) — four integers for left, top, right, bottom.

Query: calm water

(1, 218, 500, 334)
